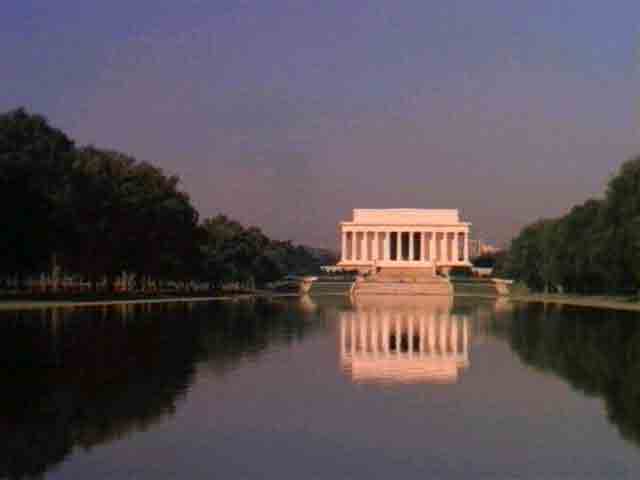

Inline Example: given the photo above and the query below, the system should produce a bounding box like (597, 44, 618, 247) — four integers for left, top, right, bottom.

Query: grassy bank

(507, 293, 640, 312)
(451, 278, 640, 313)
(0, 290, 298, 311)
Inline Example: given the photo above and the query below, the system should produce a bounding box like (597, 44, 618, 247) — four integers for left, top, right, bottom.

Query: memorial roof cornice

(339, 222, 472, 227)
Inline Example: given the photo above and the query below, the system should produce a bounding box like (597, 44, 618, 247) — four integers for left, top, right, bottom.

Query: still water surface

(2, 296, 640, 479)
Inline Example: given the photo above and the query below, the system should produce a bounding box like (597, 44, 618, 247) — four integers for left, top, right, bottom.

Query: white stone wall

(352, 209, 460, 225)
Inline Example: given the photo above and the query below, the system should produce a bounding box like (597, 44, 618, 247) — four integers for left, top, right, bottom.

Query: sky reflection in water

(1, 297, 640, 479)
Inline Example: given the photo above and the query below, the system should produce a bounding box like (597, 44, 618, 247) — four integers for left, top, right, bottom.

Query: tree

(0, 108, 75, 278)
(65, 147, 199, 288)
(505, 155, 640, 294)
(0, 107, 328, 292)
(603, 157, 640, 291)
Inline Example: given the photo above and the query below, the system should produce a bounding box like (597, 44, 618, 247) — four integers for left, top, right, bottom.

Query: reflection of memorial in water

(340, 296, 470, 384)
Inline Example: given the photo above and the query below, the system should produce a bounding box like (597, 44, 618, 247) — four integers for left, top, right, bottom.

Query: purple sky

(2, 1, 639, 248)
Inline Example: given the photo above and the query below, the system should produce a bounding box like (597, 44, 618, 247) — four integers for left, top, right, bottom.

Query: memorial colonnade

(340, 228, 469, 264)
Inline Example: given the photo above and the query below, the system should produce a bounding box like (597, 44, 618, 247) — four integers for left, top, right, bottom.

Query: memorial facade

(338, 209, 471, 274)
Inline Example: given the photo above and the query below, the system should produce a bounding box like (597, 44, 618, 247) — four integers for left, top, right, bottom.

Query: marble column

(450, 232, 455, 262)
(341, 231, 347, 261)
(422, 232, 428, 261)
(463, 232, 469, 263)
(350, 231, 356, 261)
(429, 232, 435, 262)
(409, 231, 414, 262)
(372, 232, 378, 261)
(383, 232, 389, 261)
(393, 232, 398, 261)
(353, 232, 358, 261)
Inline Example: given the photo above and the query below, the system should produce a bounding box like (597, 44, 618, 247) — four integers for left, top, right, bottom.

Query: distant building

(468, 239, 482, 259)
(320, 265, 345, 273)
(471, 266, 493, 278)
(469, 238, 501, 259)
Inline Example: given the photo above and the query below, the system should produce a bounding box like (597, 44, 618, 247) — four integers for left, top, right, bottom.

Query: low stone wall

(451, 277, 498, 296)
(450, 278, 512, 297)
(308, 281, 354, 296)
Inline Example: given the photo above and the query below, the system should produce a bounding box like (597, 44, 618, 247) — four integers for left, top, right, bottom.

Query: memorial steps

(353, 267, 452, 297)
(353, 281, 452, 296)
(368, 267, 437, 280)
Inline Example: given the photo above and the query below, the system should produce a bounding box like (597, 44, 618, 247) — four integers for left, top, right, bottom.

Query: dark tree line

(0, 108, 332, 290)
(199, 214, 334, 288)
(501, 156, 640, 294)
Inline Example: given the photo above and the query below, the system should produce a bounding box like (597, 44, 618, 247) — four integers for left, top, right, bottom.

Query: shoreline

(0, 292, 301, 311)
(449, 292, 640, 312)
(508, 293, 640, 312)
(2, 291, 640, 313)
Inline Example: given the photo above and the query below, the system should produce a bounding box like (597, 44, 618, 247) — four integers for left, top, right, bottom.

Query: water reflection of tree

(0, 299, 320, 479)
(506, 303, 640, 447)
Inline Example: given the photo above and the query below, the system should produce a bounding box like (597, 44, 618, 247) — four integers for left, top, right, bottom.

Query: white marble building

(337, 209, 471, 273)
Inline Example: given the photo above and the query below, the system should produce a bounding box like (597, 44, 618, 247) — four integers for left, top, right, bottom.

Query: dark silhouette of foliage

(0, 108, 75, 277)
(199, 215, 326, 287)
(504, 156, 640, 293)
(0, 108, 327, 288)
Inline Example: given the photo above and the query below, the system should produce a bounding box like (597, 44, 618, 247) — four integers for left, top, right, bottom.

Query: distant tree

(199, 216, 321, 288)
(505, 219, 558, 292)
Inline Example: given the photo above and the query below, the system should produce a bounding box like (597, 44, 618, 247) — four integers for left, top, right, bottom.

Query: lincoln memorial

(337, 209, 471, 275)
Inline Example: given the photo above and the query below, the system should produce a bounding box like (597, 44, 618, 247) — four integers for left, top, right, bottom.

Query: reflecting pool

(2, 296, 640, 478)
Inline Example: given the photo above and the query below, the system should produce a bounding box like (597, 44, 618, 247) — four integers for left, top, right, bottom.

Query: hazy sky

(2, 1, 639, 248)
